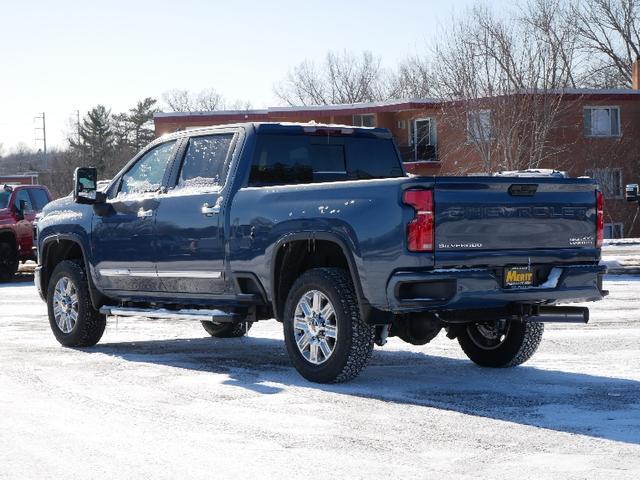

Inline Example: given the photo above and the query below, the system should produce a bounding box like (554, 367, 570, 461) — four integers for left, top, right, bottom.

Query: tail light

(596, 190, 604, 248)
(403, 189, 434, 252)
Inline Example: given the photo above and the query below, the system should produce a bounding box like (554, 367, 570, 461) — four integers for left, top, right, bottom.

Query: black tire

(458, 320, 544, 368)
(0, 242, 18, 283)
(47, 260, 106, 347)
(201, 321, 253, 338)
(283, 268, 374, 383)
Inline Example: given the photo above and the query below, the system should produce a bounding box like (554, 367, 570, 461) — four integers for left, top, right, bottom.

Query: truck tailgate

(433, 176, 598, 264)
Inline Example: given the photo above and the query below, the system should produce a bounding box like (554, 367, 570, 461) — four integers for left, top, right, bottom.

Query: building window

(352, 114, 375, 127)
(584, 106, 620, 137)
(585, 168, 623, 199)
(409, 118, 437, 162)
(467, 110, 493, 142)
(604, 223, 624, 239)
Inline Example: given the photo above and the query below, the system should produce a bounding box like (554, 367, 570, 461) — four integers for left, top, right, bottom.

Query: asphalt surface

(1, 272, 639, 479)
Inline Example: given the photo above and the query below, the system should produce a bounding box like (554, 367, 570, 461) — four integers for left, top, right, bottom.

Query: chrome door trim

(98, 268, 157, 278)
(99, 269, 222, 279)
(156, 270, 222, 279)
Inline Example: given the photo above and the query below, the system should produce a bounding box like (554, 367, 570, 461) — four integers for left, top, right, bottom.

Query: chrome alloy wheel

(52, 276, 79, 334)
(293, 290, 338, 365)
(467, 321, 510, 350)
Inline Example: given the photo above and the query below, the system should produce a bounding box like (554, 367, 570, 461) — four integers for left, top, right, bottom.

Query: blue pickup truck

(35, 123, 607, 383)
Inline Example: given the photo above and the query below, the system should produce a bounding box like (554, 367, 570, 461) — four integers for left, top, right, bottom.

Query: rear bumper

(386, 264, 607, 312)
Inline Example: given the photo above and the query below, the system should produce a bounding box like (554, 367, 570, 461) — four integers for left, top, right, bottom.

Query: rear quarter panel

(227, 177, 433, 309)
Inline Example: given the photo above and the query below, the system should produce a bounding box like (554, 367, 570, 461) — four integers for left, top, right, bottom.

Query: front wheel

(457, 320, 544, 368)
(47, 260, 106, 347)
(283, 268, 374, 383)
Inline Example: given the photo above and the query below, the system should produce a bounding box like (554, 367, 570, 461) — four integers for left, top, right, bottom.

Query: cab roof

(156, 121, 393, 142)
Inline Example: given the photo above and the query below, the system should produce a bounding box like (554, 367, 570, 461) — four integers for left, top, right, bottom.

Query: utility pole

(34, 112, 47, 171)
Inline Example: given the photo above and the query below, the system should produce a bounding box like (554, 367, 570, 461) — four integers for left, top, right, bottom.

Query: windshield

(0, 191, 10, 209)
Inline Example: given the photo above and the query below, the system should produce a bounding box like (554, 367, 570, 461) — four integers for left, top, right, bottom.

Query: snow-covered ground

(602, 239, 640, 273)
(1, 273, 639, 479)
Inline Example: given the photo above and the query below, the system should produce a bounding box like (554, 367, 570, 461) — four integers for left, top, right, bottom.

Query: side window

(29, 188, 50, 211)
(249, 134, 403, 186)
(177, 134, 233, 189)
(346, 138, 403, 179)
(250, 136, 312, 186)
(310, 144, 345, 173)
(14, 190, 33, 212)
(118, 141, 176, 197)
(249, 135, 346, 186)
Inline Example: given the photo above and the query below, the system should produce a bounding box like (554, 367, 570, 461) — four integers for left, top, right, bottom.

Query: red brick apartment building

(155, 63, 640, 238)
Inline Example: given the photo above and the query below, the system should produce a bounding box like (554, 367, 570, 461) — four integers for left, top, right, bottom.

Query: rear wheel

(201, 321, 253, 338)
(47, 260, 106, 347)
(0, 242, 18, 282)
(283, 268, 374, 383)
(457, 320, 544, 367)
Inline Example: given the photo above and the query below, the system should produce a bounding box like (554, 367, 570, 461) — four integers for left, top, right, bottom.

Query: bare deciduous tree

(387, 56, 436, 99)
(0, 144, 43, 175)
(162, 88, 251, 112)
(162, 88, 224, 112)
(428, 1, 581, 172)
(572, 0, 640, 87)
(226, 99, 253, 110)
(44, 149, 81, 198)
(274, 50, 390, 106)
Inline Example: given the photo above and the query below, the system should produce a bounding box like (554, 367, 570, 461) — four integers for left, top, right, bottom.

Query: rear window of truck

(249, 134, 403, 186)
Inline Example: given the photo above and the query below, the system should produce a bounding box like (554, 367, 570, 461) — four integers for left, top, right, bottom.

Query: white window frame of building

(352, 114, 376, 127)
(585, 167, 624, 199)
(584, 106, 621, 137)
(604, 223, 624, 239)
(409, 118, 437, 162)
(467, 109, 494, 142)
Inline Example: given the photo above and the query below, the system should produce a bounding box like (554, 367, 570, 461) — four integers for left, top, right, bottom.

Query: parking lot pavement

(1, 274, 639, 479)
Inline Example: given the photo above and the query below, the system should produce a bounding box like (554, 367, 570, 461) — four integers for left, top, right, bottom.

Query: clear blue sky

(0, 0, 509, 152)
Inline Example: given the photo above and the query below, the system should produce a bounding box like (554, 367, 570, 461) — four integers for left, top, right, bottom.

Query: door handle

(202, 203, 221, 216)
(137, 208, 154, 218)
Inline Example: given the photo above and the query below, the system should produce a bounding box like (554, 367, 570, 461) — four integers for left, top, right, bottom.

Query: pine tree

(69, 105, 115, 175)
(128, 97, 159, 150)
(113, 97, 159, 151)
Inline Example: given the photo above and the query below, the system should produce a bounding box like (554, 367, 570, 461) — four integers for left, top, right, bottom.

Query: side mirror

(74, 167, 100, 204)
(625, 184, 639, 203)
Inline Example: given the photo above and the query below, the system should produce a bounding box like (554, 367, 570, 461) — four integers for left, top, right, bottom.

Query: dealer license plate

(504, 266, 535, 288)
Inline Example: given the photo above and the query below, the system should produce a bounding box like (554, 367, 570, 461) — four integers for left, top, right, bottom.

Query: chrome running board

(99, 306, 238, 323)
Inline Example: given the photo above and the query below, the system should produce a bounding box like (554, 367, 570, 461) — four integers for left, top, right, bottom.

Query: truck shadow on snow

(92, 334, 640, 445)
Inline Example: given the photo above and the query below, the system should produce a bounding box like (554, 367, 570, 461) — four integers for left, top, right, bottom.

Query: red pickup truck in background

(0, 184, 52, 281)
